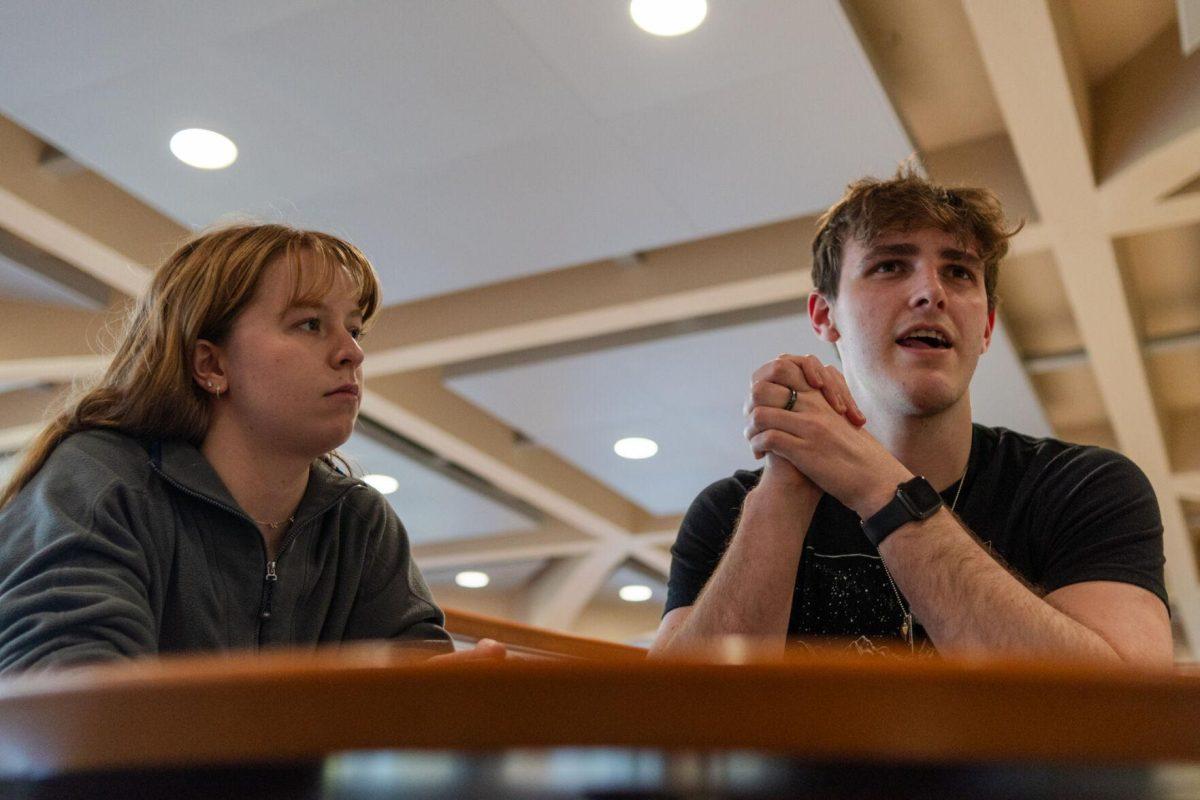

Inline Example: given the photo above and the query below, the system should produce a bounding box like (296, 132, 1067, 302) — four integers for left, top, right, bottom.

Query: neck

(200, 416, 311, 556)
(860, 395, 973, 492)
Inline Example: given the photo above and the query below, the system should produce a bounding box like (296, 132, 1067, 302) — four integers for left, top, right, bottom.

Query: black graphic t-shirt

(664, 425, 1168, 650)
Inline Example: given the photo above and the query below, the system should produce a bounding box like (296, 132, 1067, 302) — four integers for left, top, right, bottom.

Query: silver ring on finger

(783, 388, 798, 412)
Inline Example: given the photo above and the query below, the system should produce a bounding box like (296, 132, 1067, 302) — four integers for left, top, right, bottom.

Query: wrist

(757, 460, 821, 503)
(851, 464, 915, 520)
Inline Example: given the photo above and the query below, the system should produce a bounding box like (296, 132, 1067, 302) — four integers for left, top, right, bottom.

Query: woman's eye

(299, 318, 320, 332)
(349, 327, 364, 341)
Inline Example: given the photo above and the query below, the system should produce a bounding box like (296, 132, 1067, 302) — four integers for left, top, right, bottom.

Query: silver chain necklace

(879, 462, 968, 650)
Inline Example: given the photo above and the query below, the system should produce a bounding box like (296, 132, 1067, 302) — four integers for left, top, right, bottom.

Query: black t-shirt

(665, 425, 1168, 650)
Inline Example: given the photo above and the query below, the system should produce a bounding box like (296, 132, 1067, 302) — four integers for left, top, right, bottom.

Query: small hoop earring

(215, 385, 223, 399)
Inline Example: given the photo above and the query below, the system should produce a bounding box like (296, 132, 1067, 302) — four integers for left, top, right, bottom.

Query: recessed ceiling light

(629, 0, 707, 37)
(614, 437, 658, 460)
(169, 128, 238, 169)
(619, 584, 653, 602)
(362, 474, 399, 495)
(455, 570, 490, 589)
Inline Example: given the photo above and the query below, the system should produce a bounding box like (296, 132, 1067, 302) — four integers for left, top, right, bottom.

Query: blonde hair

(0, 223, 381, 509)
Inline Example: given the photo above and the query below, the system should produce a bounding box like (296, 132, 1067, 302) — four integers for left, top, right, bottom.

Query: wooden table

(1, 645, 1197, 798)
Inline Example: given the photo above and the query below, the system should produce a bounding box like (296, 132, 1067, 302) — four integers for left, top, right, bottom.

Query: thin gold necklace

(253, 515, 294, 530)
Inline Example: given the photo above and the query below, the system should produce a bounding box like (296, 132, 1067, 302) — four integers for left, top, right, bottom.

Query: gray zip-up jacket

(0, 429, 450, 673)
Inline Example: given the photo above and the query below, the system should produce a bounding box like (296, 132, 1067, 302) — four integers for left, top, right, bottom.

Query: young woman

(0, 224, 499, 672)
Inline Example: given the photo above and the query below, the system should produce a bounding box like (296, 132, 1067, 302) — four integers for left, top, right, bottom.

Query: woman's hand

(428, 638, 507, 663)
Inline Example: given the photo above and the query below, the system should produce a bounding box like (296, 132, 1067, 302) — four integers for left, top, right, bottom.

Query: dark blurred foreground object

(0, 613, 1198, 799)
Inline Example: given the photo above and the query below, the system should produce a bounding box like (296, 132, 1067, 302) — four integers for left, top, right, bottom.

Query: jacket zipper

(257, 521, 306, 623)
(148, 460, 360, 645)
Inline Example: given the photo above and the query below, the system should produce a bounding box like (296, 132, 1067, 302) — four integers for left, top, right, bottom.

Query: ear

(981, 306, 995, 354)
(192, 339, 228, 396)
(808, 291, 839, 344)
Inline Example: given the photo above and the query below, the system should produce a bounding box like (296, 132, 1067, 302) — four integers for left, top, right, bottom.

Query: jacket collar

(150, 440, 362, 525)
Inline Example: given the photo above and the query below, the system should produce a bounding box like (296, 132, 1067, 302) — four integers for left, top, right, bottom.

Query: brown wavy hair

(812, 166, 1022, 311)
(0, 223, 381, 509)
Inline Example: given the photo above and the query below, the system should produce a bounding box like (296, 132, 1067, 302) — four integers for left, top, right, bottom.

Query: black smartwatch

(861, 476, 943, 547)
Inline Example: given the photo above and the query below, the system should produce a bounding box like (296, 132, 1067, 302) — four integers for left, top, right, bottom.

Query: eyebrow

(861, 243, 982, 266)
(280, 302, 365, 320)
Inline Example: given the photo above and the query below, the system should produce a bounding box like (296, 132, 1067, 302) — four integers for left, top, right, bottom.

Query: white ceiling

(0, 2, 1043, 618)
(0, 1, 911, 304)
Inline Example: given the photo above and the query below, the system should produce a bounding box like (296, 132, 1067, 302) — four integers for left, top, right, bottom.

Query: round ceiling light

(614, 437, 659, 460)
(629, 0, 707, 37)
(455, 571, 490, 589)
(619, 584, 653, 602)
(169, 128, 238, 169)
(362, 474, 399, 495)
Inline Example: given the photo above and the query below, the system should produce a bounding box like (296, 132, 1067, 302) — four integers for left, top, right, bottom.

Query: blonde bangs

(283, 233, 381, 323)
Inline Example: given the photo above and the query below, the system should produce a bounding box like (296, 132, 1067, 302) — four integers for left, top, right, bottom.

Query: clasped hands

(743, 354, 909, 519)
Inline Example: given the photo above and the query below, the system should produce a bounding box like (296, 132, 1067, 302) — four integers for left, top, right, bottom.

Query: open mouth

(896, 329, 952, 350)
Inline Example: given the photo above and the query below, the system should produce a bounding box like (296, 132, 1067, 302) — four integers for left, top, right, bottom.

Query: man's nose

(911, 266, 947, 309)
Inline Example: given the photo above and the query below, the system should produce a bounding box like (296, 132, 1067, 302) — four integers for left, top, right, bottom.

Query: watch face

(897, 477, 943, 519)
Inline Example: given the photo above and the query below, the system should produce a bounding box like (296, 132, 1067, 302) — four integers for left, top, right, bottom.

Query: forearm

(659, 475, 817, 656)
(879, 510, 1121, 662)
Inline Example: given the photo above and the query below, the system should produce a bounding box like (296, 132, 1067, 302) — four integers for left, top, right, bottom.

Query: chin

(890, 380, 964, 417)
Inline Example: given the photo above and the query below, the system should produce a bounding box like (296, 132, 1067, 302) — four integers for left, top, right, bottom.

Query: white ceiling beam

(363, 217, 815, 377)
(412, 527, 601, 570)
(0, 115, 182, 299)
(363, 370, 649, 542)
(0, 356, 108, 383)
(0, 424, 41, 454)
(634, 514, 683, 536)
(1007, 222, 1050, 257)
(1176, 472, 1200, 503)
(1105, 192, 1200, 239)
(964, 0, 1200, 656)
(521, 546, 627, 631)
(0, 186, 150, 299)
(629, 546, 673, 578)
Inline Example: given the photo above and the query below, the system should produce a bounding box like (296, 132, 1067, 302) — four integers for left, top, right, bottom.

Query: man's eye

(950, 266, 975, 281)
(875, 261, 901, 273)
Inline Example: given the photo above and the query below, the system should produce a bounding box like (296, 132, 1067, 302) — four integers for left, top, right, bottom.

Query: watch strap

(862, 476, 943, 547)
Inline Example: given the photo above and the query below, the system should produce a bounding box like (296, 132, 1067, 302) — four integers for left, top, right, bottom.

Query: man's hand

(744, 355, 908, 517)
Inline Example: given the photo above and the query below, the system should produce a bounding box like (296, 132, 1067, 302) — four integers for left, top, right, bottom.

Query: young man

(651, 171, 1172, 665)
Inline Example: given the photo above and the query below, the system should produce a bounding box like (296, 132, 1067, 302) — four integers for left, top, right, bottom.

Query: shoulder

(314, 462, 401, 533)
(696, 465, 758, 503)
(688, 468, 762, 512)
(36, 429, 154, 493)
(678, 468, 763, 541)
(979, 425, 1152, 497)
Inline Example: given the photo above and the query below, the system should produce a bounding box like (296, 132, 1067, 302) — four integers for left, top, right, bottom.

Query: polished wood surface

(0, 646, 1197, 779)
(443, 607, 647, 660)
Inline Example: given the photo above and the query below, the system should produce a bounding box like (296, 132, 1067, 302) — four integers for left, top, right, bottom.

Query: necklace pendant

(901, 613, 912, 642)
